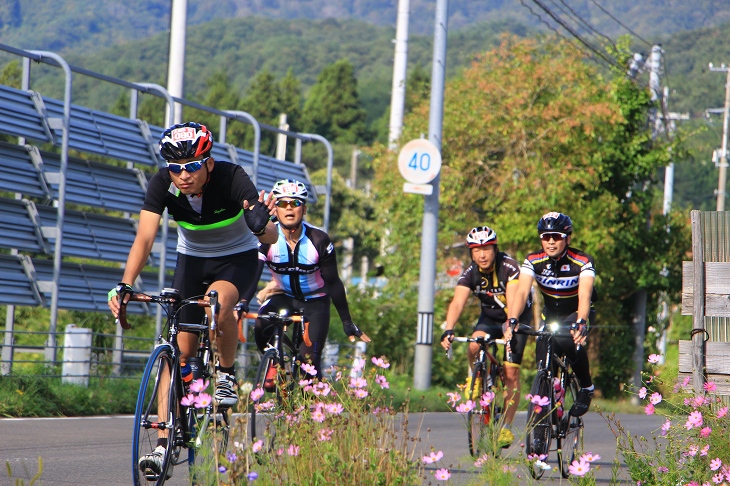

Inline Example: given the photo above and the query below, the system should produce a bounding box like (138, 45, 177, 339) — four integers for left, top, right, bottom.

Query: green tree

(301, 59, 370, 145)
(366, 37, 691, 391)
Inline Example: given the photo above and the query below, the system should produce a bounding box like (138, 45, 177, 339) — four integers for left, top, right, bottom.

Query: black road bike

(118, 287, 231, 485)
(448, 335, 506, 457)
(515, 322, 585, 479)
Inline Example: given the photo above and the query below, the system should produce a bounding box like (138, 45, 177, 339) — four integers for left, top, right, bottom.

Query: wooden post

(691, 210, 706, 394)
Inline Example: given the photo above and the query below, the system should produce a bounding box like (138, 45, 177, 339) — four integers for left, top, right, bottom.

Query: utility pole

(708, 63, 730, 211)
(167, 0, 187, 124)
(413, 0, 448, 391)
(388, 0, 410, 150)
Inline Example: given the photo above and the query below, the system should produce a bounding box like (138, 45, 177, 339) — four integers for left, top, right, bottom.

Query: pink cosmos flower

(194, 392, 212, 408)
(371, 356, 391, 368)
(480, 391, 495, 407)
(252, 440, 263, 452)
(325, 403, 343, 415)
(568, 460, 590, 476)
(647, 354, 661, 364)
(311, 407, 326, 423)
(649, 392, 662, 405)
(711, 458, 722, 471)
(250, 387, 265, 402)
(682, 376, 691, 387)
(638, 387, 647, 399)
(181, 393, 195, 407)
(422, 450, 444, 464)
(318, 428, 333, 442)
(288, 444, 299, 456)
(375, 375, 390, 389)
(299, 363, 317, 376)
(717, 406, 728, 418)
(704, 381, 717, 392)
(434, 468, 451, 481)
(687, 445, 699, 457)
(352, 358, 365, 372)
(456, 400, 475, 413)
(701, 444, 710, 456)
(255, 400, 275, 412)
(474, 454, 489, 467)
(189, 378, 209, 393)
(354, 389, 369, 399)
(530, 395, 551, 407)
(661, 420, 671, 435)
(644, 403, 655, 415)
(657, 466, 668, 473)
(700, 426, 712, 438)
(713, 472, 725, 484)
(447, 392, 461, 406)
(580, 452, 601, 463)
(349, 377, 368, 389)
(685, 410, 703, 429)
(313, 382, 331, 396)
(299, 379, 312, 387)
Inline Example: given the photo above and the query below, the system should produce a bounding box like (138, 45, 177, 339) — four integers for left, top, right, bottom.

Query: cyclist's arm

(576, 275, 595, 324)
(444, 285, 470, 333)
(321, 262, 352, 324)
(507, 272, 534, 321)
(110, 210, 161, 316)
(440, 285, 470, 349)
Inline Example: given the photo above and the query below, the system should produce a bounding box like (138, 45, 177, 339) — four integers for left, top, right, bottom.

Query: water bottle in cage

(553, 377, 565, 419)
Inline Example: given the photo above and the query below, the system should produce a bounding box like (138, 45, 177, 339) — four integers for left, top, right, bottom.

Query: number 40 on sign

(397, 139, 442, 195)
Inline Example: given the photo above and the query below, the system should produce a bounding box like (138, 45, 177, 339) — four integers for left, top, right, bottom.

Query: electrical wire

(553, 0, 618, 52)
(587, 0, 653, 47)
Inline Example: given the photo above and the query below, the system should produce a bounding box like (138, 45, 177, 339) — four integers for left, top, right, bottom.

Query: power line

(587, 0, 653, 47)
(527, 0, 625, 71)
(553, 0, 618, 52)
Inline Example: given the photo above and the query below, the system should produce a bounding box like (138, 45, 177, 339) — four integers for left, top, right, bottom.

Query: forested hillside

(2, 0, 729, 55)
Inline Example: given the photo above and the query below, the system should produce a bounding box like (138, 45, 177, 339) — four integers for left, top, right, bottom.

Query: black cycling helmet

(159, 122, 214, 161)
(466, 226, 498, 248)
(537, 212, 573, 235)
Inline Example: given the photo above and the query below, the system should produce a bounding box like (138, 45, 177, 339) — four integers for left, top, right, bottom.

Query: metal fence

(0, 326, 359, 386)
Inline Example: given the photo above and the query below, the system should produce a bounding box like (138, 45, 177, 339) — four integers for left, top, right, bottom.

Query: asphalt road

(1, 412, 660, 485)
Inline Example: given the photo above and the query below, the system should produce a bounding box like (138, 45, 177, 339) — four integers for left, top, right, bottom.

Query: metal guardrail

(0, 328, 359, 384)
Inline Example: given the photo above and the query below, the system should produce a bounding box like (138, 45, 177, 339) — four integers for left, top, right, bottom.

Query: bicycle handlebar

(236, 312, 312, 348)
(446, 334, 507, 360)
(116, 291, 218, 331)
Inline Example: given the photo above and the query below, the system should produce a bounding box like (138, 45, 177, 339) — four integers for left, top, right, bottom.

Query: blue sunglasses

(166, 157, 209, 173)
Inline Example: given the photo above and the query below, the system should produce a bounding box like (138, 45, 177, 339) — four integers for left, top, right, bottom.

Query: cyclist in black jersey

(107, 122, 277, 478)
(241, 179, 371, 381)
(506, 211, 596, 417)
(440, 226, 532, 446)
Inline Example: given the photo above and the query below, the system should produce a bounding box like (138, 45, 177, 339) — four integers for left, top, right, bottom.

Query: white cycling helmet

(271, 179, 308, 201)
(466, 226, 498, 248)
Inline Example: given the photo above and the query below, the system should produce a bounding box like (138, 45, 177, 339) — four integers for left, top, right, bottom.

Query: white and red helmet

(466, 226, 497, 248)
(271, 179, 308, 201)
(159, 122, 214, 161)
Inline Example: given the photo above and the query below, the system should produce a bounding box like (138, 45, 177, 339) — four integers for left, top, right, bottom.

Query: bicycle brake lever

(208, 290, 219, 332)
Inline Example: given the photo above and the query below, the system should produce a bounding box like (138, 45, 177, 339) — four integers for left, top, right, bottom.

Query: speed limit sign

(398, 139, 442, 185)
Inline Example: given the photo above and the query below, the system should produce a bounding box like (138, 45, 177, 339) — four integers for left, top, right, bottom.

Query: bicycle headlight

(548, 321, 560, 332)
(278, 308, 289, 316)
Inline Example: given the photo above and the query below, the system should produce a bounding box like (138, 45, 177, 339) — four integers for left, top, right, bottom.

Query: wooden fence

(680, 210, 730, 394)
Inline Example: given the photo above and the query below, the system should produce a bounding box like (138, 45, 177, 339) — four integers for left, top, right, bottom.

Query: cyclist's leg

(205, 249, 259, 368)
(296, 296, 331, 378)
(502, 305, 531, 425)
(554, 312, 595, 416)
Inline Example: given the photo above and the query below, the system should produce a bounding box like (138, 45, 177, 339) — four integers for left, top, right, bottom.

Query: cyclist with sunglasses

(505, 211, 597, 417)
(108, 122, 277, 478)
(245, 179, 371, 382)
(440, 225, 532, 447)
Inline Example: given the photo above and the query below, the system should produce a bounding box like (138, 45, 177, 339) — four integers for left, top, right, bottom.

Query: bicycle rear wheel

(467, 362, 490, 457)
(132, 344, 178, 486)
(249, 349, 281, 450)
(557, 373, 584, 478)
(525, 370, 552, 480)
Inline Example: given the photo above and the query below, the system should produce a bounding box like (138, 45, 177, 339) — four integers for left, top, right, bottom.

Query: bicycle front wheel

(557, 373, 584, 478)
(525, 370, 552, 480)
(132, 344, 178, 486)
(249, 349, 281, 449)
(467, 362, 489, 457)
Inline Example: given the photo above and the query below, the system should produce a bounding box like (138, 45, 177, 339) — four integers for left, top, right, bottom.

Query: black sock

(217, 365, 235, 375)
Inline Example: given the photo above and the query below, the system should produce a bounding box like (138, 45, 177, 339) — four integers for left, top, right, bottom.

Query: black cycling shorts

(172, 249, 258, 324)
(254, 293, 331, 377)
(474, 309, 532, 365)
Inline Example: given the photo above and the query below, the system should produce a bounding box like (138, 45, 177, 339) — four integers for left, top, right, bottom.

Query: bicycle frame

(120, 288, 227, 485)
(516, 322, 585, 479)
